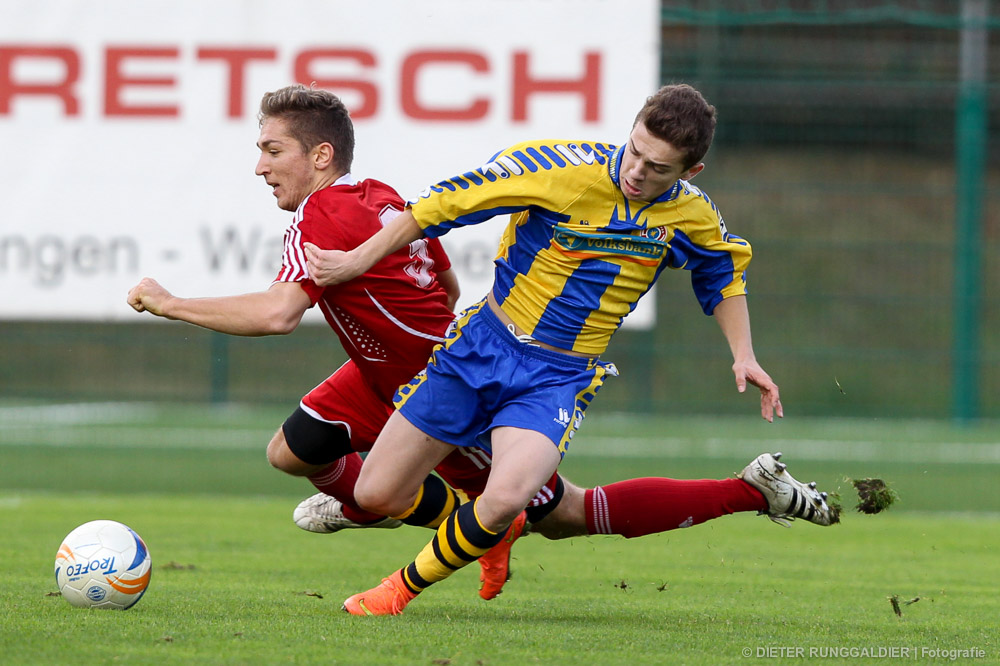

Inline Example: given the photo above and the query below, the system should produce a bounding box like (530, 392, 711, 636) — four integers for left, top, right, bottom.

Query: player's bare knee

(353, 481, 407, 516)
(266, 429, 313, 476)
(265, 430, 287, 470)
(478, 487, 534, 530)
(352, 483, 380, 513)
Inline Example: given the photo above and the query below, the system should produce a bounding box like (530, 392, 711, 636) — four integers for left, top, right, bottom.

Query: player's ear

(313, 142, 335, 170)
(683, 163, 705, 180)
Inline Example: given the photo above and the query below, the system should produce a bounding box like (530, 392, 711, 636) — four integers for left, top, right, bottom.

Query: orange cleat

(342, 569, 417, 616)
(478, 511, 527, 600)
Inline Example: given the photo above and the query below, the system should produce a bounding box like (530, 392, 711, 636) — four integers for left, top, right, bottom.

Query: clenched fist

(127, 277, 174, 317)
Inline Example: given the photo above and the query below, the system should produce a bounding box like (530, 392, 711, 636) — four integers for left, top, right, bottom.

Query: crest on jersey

(637, 226, 667, 242)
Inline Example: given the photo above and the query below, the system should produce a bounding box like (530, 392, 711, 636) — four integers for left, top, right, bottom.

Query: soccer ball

(54, 520, 151, 610)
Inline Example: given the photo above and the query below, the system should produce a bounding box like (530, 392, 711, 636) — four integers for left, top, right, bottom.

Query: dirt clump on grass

(852, 478, 897, 514)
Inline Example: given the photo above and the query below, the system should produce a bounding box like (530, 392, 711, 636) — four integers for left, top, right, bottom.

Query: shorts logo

(553, 407, 584, 430)
(554, 408, 571, 426)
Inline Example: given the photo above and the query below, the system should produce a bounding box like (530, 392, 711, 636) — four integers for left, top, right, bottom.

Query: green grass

(1, 403, 999, 664)
(3, 497, 997, 665)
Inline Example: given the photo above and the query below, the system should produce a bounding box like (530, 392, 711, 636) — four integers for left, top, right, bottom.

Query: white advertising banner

(0, 0, 660, 323)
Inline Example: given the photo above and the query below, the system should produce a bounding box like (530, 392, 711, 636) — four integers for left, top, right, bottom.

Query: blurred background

(2, 0, 997, 424)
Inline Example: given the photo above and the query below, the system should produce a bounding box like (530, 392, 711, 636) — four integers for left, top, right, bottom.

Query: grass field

(1, 402, 998, 665)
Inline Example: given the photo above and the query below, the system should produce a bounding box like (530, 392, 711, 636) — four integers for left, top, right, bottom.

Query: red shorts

(301, 360, 394, 453)
(301, 360, 559, 502)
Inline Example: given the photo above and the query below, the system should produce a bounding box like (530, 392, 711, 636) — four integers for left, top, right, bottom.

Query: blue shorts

(394, 299, 617, 457)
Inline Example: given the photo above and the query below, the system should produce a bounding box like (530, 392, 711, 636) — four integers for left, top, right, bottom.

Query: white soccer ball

(54, 520, 152, 610)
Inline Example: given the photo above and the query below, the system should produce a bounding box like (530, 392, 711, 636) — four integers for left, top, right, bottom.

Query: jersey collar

(331, 172, 358, 187)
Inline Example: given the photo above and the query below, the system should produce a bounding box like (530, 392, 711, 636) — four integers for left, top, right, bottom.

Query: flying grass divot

(825, 478, 896, 519)
(851, 478, 897, 514)
(888, 594, 920, 618)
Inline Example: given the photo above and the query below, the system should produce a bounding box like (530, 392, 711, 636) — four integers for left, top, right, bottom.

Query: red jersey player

(277, 178, 455, 404)
(126, 86, 522, 535)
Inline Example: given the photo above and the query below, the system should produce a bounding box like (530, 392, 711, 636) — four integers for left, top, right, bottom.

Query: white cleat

(293, 493, 402, 534)
(740, 452, 840, 527)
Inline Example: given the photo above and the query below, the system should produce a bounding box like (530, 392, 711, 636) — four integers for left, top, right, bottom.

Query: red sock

(307, 453, 386, 524)
(585, 477, 767, 538)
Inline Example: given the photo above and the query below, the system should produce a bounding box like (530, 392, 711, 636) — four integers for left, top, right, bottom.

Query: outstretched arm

(304, 209, 424, 287)
(713, 295, 783, 422)
(127, 278, 312, 336)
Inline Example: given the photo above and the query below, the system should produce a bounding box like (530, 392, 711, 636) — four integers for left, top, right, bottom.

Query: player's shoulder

(291, 185, 357, 235)
(498, 138, 618, 169)
(356, 177, 404, 199)
(673, 180, 720, 212)
(666, 179, 728, 231)
(305, 179, 401, 212)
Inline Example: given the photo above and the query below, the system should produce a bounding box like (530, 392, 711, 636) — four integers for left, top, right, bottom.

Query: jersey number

(379, 204, 434, 288)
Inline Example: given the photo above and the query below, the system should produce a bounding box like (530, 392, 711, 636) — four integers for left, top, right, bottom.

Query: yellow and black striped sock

(392, 475, 463, 529)
(399, 497, 504, 594)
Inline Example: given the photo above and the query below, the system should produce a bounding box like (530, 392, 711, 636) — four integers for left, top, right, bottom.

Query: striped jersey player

(298, 84, 831, 617)
(410, 137, 752, 357)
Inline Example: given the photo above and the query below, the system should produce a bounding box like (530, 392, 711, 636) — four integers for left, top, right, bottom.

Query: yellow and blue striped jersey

(409, 139, 752, 356)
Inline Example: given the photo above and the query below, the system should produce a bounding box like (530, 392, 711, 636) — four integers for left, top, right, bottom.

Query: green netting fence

(2, 1, 997, 420)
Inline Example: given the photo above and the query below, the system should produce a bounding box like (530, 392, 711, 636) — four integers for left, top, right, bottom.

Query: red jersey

(274, 176, 456, 402)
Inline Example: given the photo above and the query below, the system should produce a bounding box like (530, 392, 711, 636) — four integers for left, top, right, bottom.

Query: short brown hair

(634, 84, 717, 169)
(258, 84, 355, 173)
